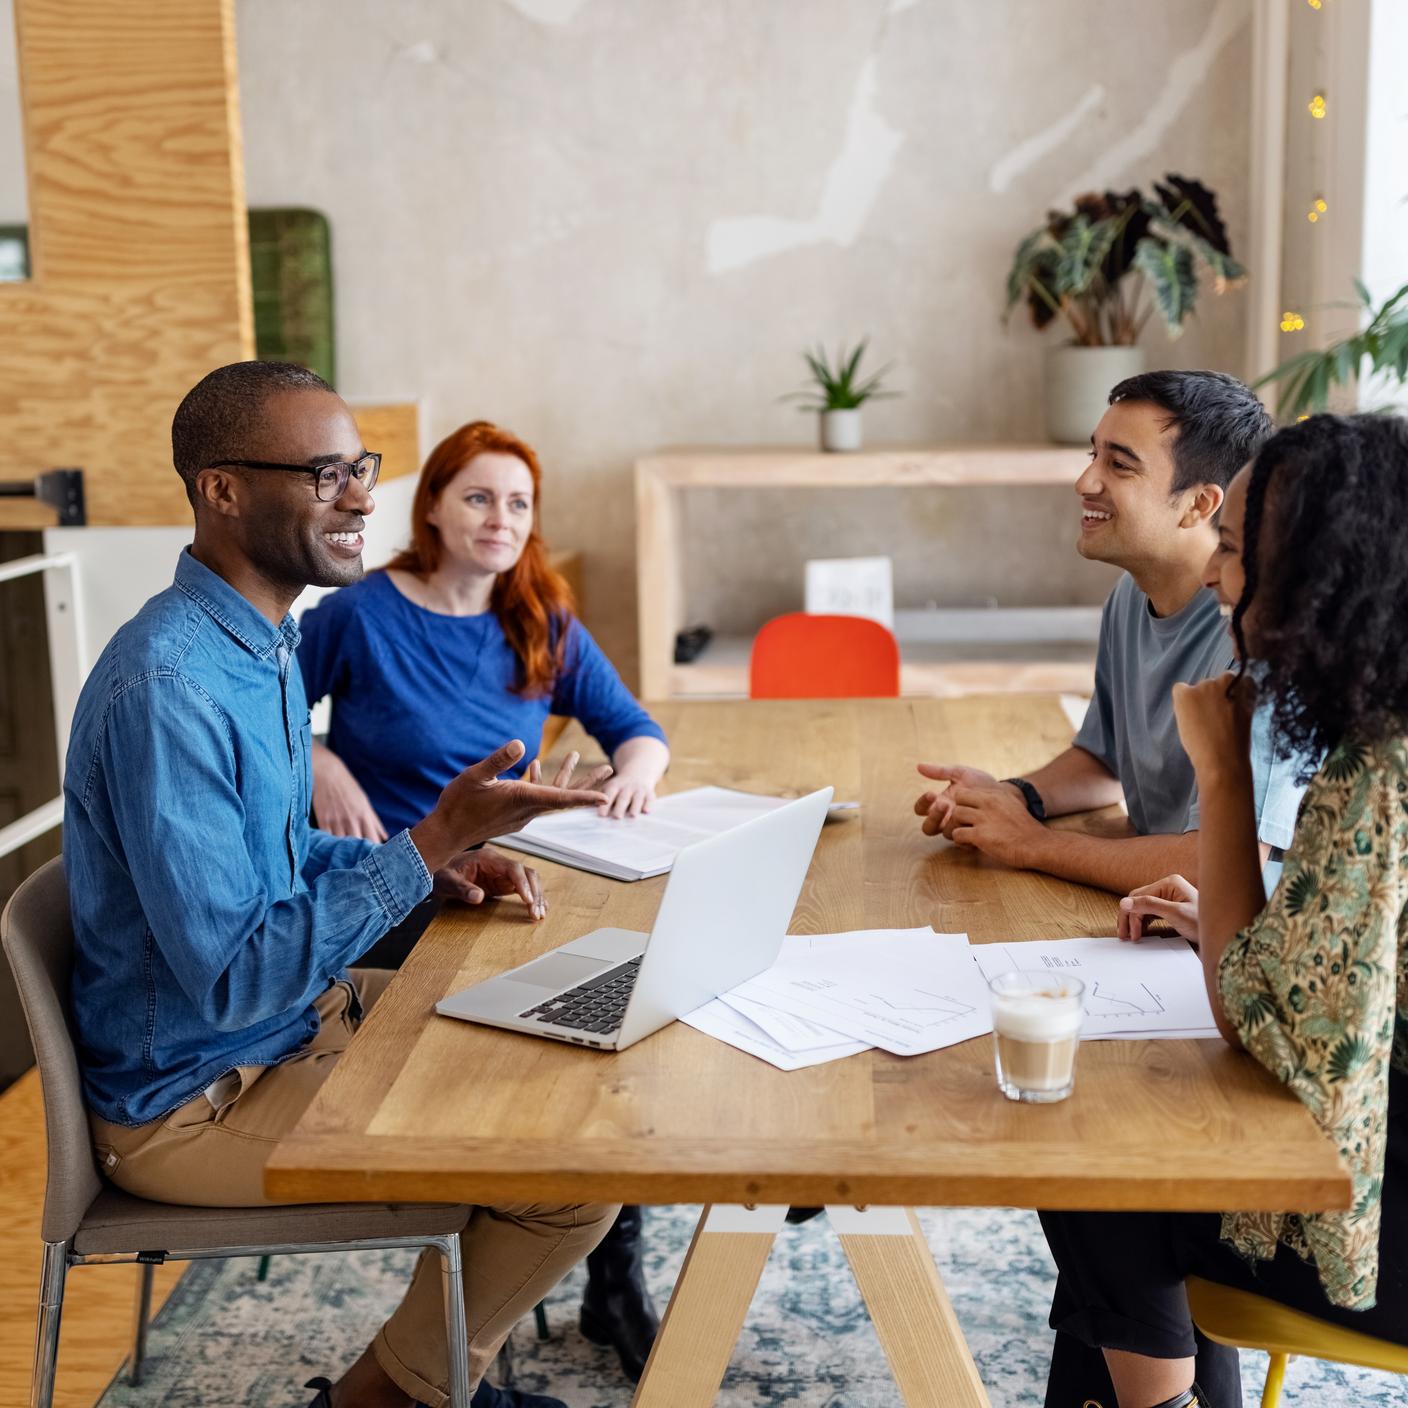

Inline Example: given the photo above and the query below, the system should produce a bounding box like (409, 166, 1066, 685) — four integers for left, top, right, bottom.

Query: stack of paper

(498, 785, 857, 881)
(687, 931, 1221, 1070)
(496, 786, 787, 881)
(970, 935, 1220, 1040)
(684, 928, 994, 1070)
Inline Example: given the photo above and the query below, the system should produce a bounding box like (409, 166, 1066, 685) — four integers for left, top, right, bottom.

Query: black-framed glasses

(205, 452, 381, 502)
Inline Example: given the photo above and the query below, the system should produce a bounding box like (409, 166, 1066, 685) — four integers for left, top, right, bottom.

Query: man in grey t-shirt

(914, 370, 1305, 896)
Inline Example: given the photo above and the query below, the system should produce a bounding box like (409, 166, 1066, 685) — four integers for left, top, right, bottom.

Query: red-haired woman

(297, 420, 669, 1390)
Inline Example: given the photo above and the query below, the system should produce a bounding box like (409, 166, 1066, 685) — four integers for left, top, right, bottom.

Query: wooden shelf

(638, 443, 1083, 489)
(671, 635, 1096, 700)
(635, 444, 1087, 700)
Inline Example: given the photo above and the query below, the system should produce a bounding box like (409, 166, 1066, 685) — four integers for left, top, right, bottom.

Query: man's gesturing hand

(410, 740, 611, 874)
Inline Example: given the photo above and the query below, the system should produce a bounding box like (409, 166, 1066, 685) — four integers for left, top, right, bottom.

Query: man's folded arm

(103, 676, 431, 1032)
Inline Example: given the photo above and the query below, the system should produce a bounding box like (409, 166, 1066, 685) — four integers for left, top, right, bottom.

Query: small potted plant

(1005, 175, 1246, 443)
(783, 339, 897, 451)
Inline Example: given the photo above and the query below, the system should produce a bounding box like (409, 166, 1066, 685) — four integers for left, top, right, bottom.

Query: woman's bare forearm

(1192, 762, 1264, 1045)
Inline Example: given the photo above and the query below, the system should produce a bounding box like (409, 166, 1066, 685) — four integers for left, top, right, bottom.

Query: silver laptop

(436, 787, 833, 1050)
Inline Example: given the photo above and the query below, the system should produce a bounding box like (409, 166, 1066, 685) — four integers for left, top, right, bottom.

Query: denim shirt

(65, 550, 432, 1126)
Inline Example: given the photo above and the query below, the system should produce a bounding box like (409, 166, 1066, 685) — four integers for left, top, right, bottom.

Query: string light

(1307, 197, 1327, 223)
(1306, 0, 1321, 9)
(1308, 93, 1327, 119)
(1280, 311, 1306, 333)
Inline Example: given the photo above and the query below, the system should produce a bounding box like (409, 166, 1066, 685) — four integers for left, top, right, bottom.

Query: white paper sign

(804, 556, 894, 630)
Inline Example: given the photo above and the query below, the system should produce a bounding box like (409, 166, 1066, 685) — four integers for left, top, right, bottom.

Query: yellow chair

(1187, 1275, 1408, 1408)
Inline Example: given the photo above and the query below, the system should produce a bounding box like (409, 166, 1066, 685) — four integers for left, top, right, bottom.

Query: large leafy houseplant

(1005, 175, 1246, 345)
(1256, 279, 1408, 418)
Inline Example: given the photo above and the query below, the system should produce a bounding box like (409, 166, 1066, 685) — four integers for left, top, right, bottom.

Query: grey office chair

(1, 858, 474, 1408)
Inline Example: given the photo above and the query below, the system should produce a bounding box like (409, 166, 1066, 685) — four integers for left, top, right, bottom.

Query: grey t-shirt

(1073, 575, 1305, 882)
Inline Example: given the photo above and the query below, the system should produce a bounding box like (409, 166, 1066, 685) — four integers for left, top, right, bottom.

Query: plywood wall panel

(350, 402, 424, 486)
(0, 0, 254, 527)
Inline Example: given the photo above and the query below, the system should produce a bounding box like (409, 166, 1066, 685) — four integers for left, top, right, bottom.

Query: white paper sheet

(681, 998, 869, 1070)
(716, 990, 856, 1053)
(731, 929, 993, 1057)
(970, 936, 1220, 1040)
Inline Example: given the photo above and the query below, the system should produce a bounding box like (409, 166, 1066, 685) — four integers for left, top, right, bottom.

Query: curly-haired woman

(297, 421, 669, 1398)
(1041, 414, 1408, 1408)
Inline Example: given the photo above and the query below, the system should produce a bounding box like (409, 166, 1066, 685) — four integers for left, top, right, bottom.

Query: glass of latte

(987, 971, 1085, 1103)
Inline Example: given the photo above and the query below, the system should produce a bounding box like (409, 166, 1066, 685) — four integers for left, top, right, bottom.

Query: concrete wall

(235, 0, 1256, 682)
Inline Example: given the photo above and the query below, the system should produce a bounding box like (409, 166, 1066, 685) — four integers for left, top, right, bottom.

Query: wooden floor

(0, 1070, 183, 1408)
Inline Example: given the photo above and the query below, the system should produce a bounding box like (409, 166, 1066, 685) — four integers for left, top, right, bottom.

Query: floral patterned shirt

(1218, 735, 1408, 1309)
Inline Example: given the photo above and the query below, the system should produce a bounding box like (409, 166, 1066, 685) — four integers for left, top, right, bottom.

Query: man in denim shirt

(66, 361, 611, 1408)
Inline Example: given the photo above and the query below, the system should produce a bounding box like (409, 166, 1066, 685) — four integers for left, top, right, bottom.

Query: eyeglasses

(205, 452, 381, 502)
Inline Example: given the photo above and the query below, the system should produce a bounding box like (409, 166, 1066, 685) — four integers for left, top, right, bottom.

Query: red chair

(748, 612, 901, 699)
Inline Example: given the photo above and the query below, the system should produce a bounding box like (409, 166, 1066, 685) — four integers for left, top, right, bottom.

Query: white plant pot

(820, 408, 863, 452)
(1044, 345, 1148, 445)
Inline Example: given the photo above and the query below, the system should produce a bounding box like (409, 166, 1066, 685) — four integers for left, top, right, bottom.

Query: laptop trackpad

(510, 952, 610, 991)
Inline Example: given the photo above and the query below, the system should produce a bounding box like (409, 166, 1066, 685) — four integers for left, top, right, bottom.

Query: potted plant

(783, 339, 897, 451)
(1256, 279, 1408, 417)
(1005, 175, 1246, 443)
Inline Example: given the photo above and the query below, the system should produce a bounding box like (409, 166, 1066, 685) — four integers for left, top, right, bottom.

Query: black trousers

(358, 897, 444, 969)
(1040, 1201, 1408, 1408)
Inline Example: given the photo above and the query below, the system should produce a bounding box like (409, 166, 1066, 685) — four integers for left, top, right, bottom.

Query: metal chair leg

(1261, 1351, 1289, 1408)
(31, 1241, 68, 1408)
(128, 1260, 155, 1385)
(533, 1300, 550, 1339)
(256, 1253, 272, 1282)
(438, 1232, 472, 1408)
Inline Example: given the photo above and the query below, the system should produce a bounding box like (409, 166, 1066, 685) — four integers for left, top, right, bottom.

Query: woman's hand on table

(1118, 874, 1200, 943)
(433, 846, 546, 920)
(599, 735, 670, 819)
(596, 771, 656, 819)
(312, 741, 389, 842)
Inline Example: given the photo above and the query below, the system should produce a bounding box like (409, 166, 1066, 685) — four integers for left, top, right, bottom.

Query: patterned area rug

(96, 1204, 1407, 1407)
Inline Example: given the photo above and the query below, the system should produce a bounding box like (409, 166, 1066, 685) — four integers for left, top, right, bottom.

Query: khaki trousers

(89, 971, 617, 1406)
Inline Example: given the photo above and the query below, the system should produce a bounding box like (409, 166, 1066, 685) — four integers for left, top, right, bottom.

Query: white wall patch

(706, 56, 904, 275)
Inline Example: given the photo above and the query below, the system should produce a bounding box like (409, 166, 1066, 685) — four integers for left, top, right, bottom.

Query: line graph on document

(863, 989, 977, 1030)
(1083, 980, 1167, 1020)
(984, 944, 1171, 1022)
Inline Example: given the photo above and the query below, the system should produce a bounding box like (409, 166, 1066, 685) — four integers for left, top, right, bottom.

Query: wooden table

(266, 697, 1349, 1406)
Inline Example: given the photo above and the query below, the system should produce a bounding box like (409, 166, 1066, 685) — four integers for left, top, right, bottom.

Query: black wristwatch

(1003, 776, 1046, 822)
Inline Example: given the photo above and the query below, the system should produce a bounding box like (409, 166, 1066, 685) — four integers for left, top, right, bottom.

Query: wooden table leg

(630, 1203, 785, 1408)
(830, 1205, 991, 1408)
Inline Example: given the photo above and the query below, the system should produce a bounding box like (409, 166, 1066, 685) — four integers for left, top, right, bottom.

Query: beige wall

(236, 0, 1254, 680)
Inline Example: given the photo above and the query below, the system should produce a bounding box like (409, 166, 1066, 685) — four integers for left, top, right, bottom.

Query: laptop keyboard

(519, 956, 642, 1034)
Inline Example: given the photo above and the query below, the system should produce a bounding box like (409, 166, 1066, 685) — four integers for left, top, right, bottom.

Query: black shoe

(307, 1379, 434, 1408)
(1147, 1386, 1212, 1408)
(471, 1380, 569, 1408)
(785, 1206, 824, 1224)
(579, 1204, 659, 1382)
